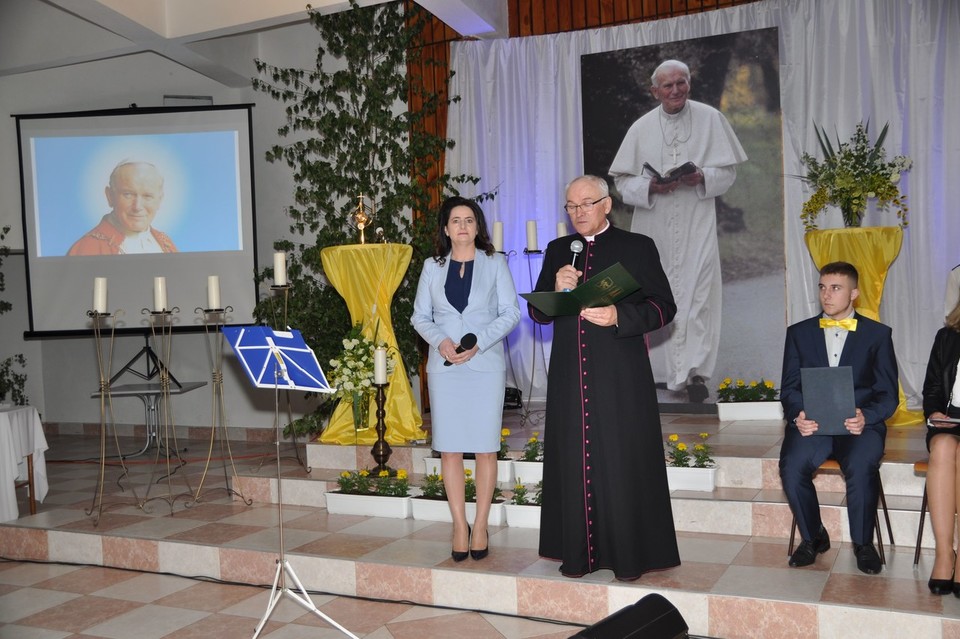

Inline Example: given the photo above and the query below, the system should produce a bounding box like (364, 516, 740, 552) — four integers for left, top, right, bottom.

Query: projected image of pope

(67, 160, 178, 255)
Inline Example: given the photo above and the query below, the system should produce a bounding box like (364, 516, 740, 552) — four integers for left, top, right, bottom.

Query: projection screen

(16, 104, 259, 335)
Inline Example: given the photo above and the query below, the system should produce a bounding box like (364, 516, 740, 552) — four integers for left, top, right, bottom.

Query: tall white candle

(93, 277, 107, 314)
(207, 275, 221, 310)
(526, 220, 538, 251)
(274, 252, 287, 286)
(557, 221, 567, 238)
(492, 221, 503, 252)
(153, 276, 167, 312)
(374, 347, 388, 384)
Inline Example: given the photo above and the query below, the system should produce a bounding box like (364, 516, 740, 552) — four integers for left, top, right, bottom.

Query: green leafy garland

(253, 1, 488, 436)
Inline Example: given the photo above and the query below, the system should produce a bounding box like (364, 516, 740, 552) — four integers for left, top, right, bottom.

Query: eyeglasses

(563, 196, 609, 214)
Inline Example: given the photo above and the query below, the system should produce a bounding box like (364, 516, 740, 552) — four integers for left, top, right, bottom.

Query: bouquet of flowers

(716, 377, 778, 403)
(327, 324, 377, 402)
(799, 121, 912, 231)
(327, 323, 393, 429)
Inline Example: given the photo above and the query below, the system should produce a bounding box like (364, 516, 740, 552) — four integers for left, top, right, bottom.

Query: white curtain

(445, 0, 960, 406)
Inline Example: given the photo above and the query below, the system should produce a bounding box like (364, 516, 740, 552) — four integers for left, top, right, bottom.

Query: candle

(153, 276, 167, 312)
(274, 252, 287, 286)
(557, 221, 567, 238)
(93, 277, 107, 313)
(374, 347, 388, 384)
(207, 275, 221, 310)
(492, 221, 503, 252)
(526, 220, 538, 251)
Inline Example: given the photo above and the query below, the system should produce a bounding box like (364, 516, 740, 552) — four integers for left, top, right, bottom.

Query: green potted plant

(411, 469, 505, 525)
(0, 225, 27, 406)
(715, 377, 782, 421)
(512, 432, 544, 485)
(325, 468, 412, 519)
(504, 478, 543, 528)
(664, 433, 717, 492)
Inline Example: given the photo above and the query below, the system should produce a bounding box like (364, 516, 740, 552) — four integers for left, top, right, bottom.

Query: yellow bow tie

(820, 317, 857, 332)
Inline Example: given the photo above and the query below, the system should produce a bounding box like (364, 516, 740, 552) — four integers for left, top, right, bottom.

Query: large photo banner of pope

(580, 27, 785, 407)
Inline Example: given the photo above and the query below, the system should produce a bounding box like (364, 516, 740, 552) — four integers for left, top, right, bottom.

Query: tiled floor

(1, 407, 957, 638)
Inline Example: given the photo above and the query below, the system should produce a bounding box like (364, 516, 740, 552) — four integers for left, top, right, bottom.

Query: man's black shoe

(686, 376, 709, 403)
(789, 526, 830, 567)
(854, 543, 882, 574)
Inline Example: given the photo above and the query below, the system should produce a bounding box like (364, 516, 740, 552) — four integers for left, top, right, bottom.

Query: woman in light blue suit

(412, 196, 520, 562)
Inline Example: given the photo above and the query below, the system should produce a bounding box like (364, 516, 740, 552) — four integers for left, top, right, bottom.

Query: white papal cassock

(609, 99, 747, 392)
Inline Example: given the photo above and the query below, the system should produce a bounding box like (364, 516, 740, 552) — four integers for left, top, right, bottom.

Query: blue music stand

(223, 326, 333, 394)
(224, 326, 354, 639)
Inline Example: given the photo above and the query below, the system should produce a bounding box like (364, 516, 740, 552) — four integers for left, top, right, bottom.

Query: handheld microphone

(443, 332, 477, 366)
(563, 240, 585, 291)
(569, 239, 584, 267)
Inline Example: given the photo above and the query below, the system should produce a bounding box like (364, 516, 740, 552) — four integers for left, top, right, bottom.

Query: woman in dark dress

(923, 300, 960, 595)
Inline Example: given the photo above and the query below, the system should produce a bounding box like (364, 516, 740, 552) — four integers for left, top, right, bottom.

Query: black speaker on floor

(572, 593, 688, 639)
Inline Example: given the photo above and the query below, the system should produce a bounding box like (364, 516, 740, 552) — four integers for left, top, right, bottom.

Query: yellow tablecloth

(804, 227, 922, 426)
(319, 243, 425, 444)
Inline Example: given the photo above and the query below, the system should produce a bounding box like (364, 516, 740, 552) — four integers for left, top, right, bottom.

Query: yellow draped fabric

(319, 243, 425, 445)
(804, 227, 923, 426)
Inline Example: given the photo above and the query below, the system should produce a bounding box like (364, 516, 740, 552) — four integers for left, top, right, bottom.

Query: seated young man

(779, 261, 898, 575)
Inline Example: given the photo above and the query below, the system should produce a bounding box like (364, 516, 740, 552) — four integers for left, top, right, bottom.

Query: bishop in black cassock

(529, 175, 680, 580)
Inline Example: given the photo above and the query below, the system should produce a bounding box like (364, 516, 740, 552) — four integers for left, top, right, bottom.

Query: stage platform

(1, 408, 957, 638)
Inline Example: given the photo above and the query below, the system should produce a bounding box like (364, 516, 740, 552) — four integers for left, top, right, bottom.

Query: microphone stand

(522, 248, 548, 425)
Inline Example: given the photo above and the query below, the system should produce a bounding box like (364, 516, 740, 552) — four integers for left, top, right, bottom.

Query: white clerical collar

(583, 221, 611, 243)
(660, 103, 690, 120)
(120, 230, 162, 254)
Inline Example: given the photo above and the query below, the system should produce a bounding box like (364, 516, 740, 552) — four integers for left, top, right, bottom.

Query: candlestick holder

(86, 309, 139, 526)
(138, 307, 195, 513)
(369, 382, 393, 474)
(190, 305, 252, 506)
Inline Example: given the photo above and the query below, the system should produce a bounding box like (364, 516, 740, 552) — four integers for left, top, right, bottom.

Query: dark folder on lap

(801, 366, 856, 436)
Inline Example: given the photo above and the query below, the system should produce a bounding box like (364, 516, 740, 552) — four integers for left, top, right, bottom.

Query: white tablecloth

(0, 406, 48, 522)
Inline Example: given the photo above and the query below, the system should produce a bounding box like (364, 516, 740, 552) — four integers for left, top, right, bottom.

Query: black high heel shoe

(470, 526, 488, 561)
(451, 524, 470, 562)
(929, 576, 953, 596)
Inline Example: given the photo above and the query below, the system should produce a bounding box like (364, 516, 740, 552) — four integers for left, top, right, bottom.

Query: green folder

(520, 262, 641, 316)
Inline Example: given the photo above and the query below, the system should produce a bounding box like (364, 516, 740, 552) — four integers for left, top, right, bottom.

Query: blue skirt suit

(411, 251, 520, 453)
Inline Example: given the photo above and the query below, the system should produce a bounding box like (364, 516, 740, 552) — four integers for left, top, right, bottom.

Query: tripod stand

(253, 379, 357, 639)
(221, 325, 353, 638)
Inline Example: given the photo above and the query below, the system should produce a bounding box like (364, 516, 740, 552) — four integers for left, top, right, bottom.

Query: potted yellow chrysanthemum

(324, 468, 412, 519)
(664, 433, 717, 492)
(715, 377, 783, 422)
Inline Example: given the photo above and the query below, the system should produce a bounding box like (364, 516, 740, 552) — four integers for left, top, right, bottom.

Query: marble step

(235, 449, 934, 550)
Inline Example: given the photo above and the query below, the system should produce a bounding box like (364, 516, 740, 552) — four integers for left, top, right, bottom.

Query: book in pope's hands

(520, 263, 640, 316)
(642, 161, 699, 184)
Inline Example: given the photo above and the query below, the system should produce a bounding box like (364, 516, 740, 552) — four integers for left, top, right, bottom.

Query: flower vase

(351, 392, 371, 431)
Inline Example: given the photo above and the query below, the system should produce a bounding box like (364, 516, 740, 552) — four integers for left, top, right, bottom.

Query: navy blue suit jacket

(780, 312, 899, 432)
